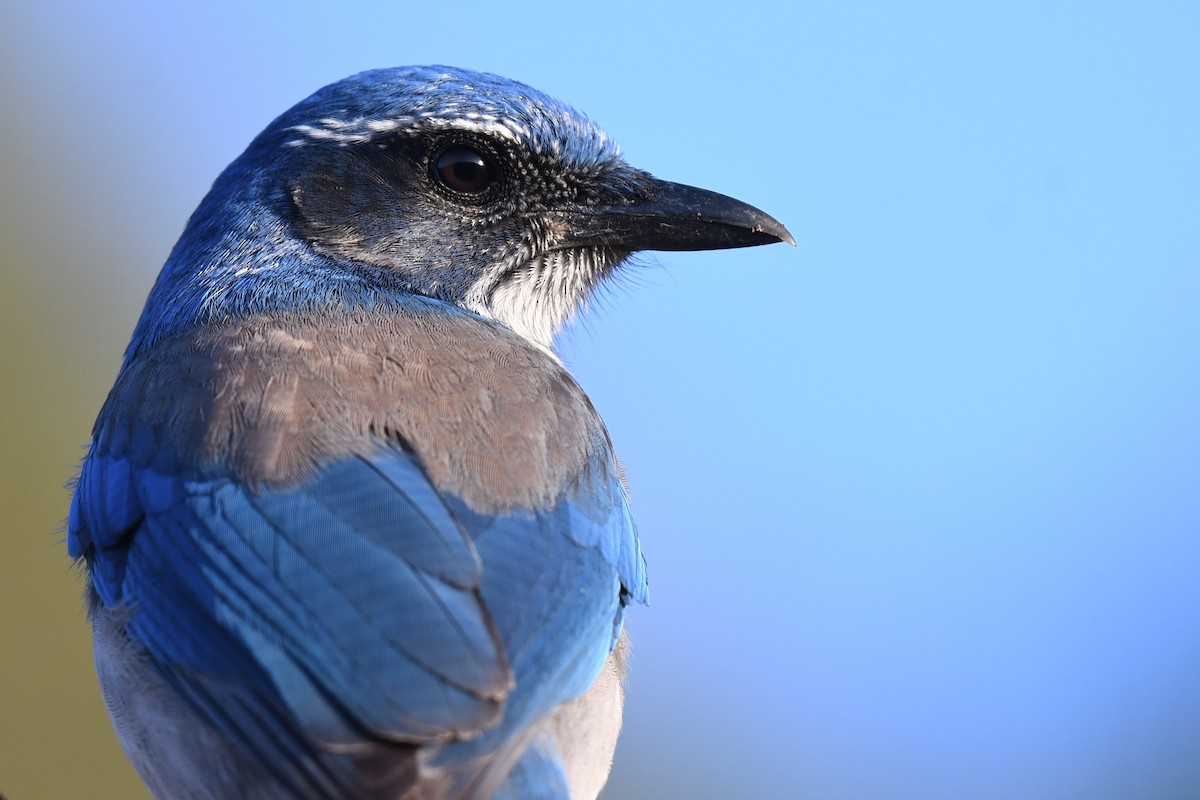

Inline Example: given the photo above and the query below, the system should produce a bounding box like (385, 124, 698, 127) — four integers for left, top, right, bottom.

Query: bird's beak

(562, 177, 795, 252)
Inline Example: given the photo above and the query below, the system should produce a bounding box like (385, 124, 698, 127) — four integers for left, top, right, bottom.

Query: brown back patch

(97, 306, 604, 514)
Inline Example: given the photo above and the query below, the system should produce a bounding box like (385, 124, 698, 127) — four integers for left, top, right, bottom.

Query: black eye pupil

(435, 147, 493, 194)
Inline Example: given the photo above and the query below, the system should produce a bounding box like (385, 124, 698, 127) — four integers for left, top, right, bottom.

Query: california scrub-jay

(68, 66, 791, 799)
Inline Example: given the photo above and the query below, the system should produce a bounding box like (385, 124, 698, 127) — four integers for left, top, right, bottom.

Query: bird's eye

(434, 146, 494, 195)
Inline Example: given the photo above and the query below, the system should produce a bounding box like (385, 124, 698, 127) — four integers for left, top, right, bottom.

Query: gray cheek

(288, 154, 534, 303)
(289, 153, 418, 260)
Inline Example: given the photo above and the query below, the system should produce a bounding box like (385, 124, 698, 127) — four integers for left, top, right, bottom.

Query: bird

(67, 65, 792, 800)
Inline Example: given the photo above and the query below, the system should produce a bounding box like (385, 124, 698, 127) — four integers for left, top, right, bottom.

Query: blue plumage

(69, 65, 789, 798)
(72, 441, 638, 795)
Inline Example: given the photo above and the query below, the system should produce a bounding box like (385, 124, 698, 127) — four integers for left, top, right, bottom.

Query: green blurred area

(0, 93, 153, 800)
(0, 273, 149, 800)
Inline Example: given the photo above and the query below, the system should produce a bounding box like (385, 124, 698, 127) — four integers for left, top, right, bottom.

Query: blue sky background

(2, 1, 1198, 798)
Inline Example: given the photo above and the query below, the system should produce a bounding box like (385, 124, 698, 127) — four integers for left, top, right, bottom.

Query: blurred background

(3, 1, 1198, 798)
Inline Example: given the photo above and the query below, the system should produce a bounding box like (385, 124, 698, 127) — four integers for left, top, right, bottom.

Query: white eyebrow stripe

(285, 115, 529, 147)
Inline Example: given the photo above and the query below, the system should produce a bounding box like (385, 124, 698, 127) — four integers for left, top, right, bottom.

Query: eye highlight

(434, 146, 495, 195)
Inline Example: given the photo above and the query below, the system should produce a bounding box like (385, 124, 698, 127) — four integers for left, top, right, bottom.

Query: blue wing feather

(71, 435, 645, 794)
(423, 447, 644, 792)
(75, 449, 509, 737)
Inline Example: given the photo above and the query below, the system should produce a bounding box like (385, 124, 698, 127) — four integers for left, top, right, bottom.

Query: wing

(70, 447, 511, 795)
(424, 443, 648, 798)
(69, 441, 646, 798)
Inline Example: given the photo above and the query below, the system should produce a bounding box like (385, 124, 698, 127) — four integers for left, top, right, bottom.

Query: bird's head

(134, 66, 792, 352)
